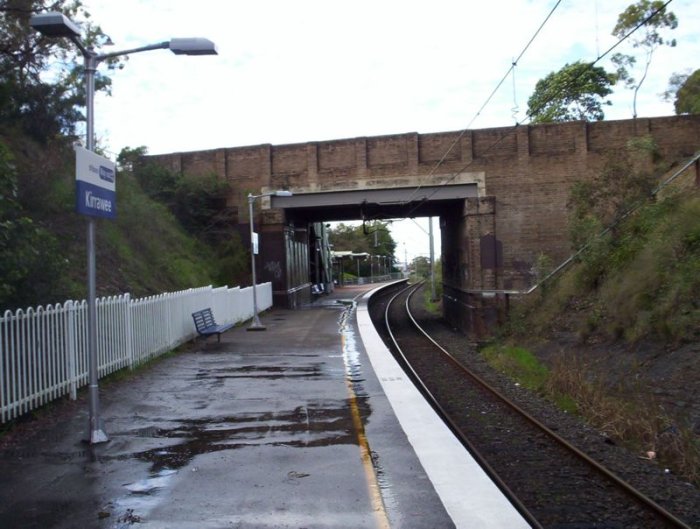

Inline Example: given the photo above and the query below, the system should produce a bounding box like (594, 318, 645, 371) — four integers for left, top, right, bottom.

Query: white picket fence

(0, 283, 272, 423)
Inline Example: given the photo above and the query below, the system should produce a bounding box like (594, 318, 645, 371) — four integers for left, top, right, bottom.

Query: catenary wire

(402, 0, 563, 205)
(402, 0, 676, 220)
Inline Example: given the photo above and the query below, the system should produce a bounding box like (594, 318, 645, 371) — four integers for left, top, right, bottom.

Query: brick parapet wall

(147, 116, 700, 183)
(145, 115, 700, 292)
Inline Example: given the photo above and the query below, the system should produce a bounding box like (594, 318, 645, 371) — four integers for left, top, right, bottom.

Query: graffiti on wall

(264, 260, 283, 279)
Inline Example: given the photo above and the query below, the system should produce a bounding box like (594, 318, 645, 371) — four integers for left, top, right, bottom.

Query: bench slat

(192, 308, 234, 343)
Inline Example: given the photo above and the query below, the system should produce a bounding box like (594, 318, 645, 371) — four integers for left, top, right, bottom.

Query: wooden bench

(191, 308, 234, 343)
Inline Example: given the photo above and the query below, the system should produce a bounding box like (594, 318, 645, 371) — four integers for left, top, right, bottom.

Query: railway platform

(0, 283, 528, 529)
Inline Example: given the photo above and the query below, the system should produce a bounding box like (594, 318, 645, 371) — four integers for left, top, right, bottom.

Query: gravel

(408, 297, 700, 528)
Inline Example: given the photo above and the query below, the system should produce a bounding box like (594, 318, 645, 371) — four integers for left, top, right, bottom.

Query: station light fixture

(30, 10, 217, 444)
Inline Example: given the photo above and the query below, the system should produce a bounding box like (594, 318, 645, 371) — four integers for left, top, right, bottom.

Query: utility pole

(429, 217, 436, 301)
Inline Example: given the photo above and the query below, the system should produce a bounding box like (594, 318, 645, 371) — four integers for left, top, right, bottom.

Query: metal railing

(0, 283, 272, 422)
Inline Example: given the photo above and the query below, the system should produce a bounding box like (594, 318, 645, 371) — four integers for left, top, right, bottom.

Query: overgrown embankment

(485, 145, 700, 485)
(0, 133, 246, 313)
(517, 188, 700, 344)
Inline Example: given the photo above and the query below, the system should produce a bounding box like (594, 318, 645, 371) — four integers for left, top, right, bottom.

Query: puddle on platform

(106, 299, 378, 523)
(338, 300, 366, 395)
(371, 450, 400, 516)
(110, 468, 178, 525)
(195, 364, 324, 381)
(123, 399, 370, 473)
(303, 298, 356, 310)
(338, 299, 399, 519)
(123, 469, 177, 495)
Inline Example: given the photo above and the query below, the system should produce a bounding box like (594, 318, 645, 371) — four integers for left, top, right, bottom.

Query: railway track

(369, 281, 694, 529)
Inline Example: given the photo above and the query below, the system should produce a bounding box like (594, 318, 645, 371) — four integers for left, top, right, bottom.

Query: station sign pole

(75, 144, 116, 444)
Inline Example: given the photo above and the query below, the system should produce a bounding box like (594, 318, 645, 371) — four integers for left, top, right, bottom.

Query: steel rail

(393, 283, 692, 529)
(381, 281, 544, 529)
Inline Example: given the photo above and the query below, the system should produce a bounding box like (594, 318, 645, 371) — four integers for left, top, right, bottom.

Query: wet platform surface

(0, 287, 453, 529)
(0, 285, 459, 528)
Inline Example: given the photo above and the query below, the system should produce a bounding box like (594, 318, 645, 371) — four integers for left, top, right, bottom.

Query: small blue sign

(99, 164, 115, 184)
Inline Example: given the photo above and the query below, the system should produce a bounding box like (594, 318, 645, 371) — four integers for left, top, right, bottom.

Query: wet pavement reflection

(0, 290, 455, 528)
(90, 300, 380, 525)
(195, 363, 325, 380)
(118, 399, 370, 473)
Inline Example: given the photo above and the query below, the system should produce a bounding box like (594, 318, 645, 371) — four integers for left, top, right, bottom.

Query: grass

(506, 190, 700, 346)
(545, 352, 700, 485)
(491, 187, 700, 486)
(418, 263, 443, 315)
(423, 287, 441, 314)
(587, 193, 700, 343)
(479, 342, 700, 486)
(480, 344, 549, 392)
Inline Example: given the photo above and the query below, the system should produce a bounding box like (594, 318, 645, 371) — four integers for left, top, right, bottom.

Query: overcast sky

(75, 0, 700, 263)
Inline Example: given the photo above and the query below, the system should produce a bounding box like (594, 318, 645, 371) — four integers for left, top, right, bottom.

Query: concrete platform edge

(356, 287, 531, 529)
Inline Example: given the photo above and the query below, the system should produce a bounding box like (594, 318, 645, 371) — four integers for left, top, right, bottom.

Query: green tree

(0, 0, 118, 142)
(125, 150, 246, 288)
(527, 61, 617, 123)
(663, 69, 700, 115)
(117, 145, 148, 171)
(0, 141, 67, 311)
(411, 256, 431, 279)
(329, 221, 396, 259)
(329, 223, 360, 252)
(131, 158, 231, 242)
(611, 0, 678, 118)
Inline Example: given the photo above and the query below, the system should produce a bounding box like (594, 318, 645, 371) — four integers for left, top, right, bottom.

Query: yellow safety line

(342, 332, 392, 529)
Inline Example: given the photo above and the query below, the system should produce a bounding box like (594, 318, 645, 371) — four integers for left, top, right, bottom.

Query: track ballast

(368, 281, 697, 529)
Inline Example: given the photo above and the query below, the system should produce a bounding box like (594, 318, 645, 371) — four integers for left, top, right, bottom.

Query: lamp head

(30, 12, 81, 38)
(169, 38, 218, 55)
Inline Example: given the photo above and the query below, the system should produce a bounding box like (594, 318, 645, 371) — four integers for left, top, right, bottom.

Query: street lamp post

(247, 191, 292, 331)
(30, 12, 217, 444)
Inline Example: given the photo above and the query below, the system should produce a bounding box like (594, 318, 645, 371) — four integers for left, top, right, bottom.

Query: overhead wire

(402, 0, 676, 220)
(595, 0, 673, 62)
(511, 58, 519, 123)
(402, 0, 563, 206)
(526, 0, 674, 119)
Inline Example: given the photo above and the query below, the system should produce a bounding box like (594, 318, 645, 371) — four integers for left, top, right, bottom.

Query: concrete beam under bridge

(271, 183, 478, 222)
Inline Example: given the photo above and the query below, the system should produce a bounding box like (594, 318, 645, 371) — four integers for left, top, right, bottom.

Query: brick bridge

(146, 115, 700, 334)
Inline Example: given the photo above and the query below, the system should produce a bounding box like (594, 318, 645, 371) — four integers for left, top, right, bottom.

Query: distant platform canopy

(331, 251, 370, 259)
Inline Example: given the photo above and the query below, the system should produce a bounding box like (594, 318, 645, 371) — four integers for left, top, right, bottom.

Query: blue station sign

(75, 146, 117, 219)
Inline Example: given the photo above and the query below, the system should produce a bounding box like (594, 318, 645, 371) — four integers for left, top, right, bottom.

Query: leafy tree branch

(527, 61, 617, 123)
(611, 0, 678, 118)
